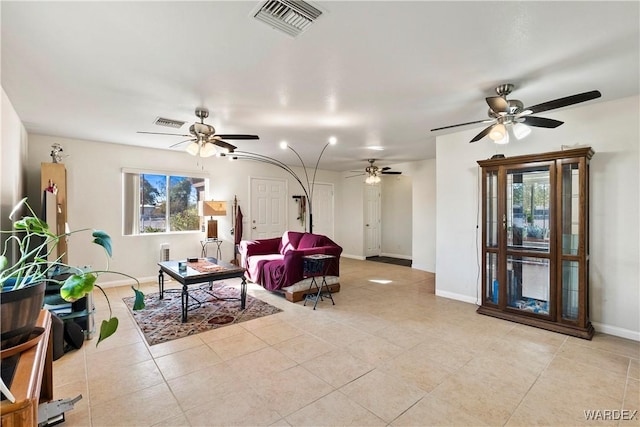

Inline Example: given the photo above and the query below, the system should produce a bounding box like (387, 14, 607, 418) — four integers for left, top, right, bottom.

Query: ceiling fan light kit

(346, 159, 401, 184)
(431, 84, 601, 144)
(365, 174, 381, 185)
(137, 107, 259, 156)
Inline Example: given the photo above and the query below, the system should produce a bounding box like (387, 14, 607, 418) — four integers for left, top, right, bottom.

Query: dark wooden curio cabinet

(477, 147, 594, 339)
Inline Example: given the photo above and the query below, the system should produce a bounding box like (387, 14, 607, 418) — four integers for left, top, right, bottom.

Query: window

(122, 169, 207, 235)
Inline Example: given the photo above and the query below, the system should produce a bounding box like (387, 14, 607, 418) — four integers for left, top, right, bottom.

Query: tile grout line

(501, 334, 569, 426)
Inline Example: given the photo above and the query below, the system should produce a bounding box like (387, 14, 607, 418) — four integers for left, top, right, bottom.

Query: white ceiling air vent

(253, 0, 322, 37)
(154, 117, 185, 129)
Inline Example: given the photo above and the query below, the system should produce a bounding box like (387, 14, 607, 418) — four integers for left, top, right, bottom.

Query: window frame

(122, 168, 209, 236)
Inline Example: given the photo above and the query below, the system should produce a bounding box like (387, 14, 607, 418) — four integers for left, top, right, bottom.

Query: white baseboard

(411, 263, 434, 273)
(342, 253, 366, 260)
(98, 276, 157, 289)
(435, 289, 479, 305)
(592, 322, 640, 342)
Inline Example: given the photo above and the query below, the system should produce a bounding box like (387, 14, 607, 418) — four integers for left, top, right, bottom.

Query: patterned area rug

(122, 284, 282, 346)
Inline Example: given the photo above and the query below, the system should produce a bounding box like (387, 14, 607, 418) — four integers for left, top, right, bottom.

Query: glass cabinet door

(560, 162, 582, 321)
(506, 167, 551, 253)
(484, 170, 499, 304)
(504, 165, 552, 317)
(486, 170, 498, 249)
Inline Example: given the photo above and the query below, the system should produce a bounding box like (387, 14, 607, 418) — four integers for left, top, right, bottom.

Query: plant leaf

(92, 230, 112, 257)
(97, 317, 119, 346)
(131, 286, 145, 310)
(15, 216, 51, 236)
(60, 273, 96, 302)
(0, 255, 7, 272)
(8, 197, 27, 220)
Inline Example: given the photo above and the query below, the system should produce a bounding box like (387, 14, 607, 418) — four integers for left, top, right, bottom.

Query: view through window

(123, 170, 207, 235)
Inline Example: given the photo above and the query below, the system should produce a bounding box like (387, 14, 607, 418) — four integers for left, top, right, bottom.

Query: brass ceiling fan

(347, 159, 402, 184)
(431, 84, 601, 144)
(137, 107, 259, 157)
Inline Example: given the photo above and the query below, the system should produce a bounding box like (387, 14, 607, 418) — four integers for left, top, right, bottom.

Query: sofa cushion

(298, 233, 327, 249)
(245, 253, 283, 284)
(279, 231, 305, 254)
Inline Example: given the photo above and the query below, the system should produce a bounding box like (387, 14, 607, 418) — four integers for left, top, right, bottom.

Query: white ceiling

(2, 1, 638, 172)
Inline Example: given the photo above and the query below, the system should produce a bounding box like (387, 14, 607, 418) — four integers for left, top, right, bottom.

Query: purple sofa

(239, 231, 342, 302)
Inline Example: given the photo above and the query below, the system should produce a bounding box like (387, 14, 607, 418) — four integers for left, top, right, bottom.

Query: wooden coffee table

(157, 258, 247, 323)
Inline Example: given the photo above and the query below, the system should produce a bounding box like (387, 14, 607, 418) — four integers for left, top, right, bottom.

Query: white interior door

(364, 184, 381, 257)
(310, 182, 334, 238)
(250, 177, 287, 240)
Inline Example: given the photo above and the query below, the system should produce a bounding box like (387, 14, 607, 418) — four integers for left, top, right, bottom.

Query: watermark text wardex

(584, 409, 638, 421)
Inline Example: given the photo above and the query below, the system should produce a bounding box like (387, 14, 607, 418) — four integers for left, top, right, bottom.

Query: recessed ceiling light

(367, 146, 384, 151)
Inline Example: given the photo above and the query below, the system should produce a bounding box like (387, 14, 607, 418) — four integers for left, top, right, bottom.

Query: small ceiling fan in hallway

(430, 84, 601, 144)
(137, 107, 259, 157)
(347, 159, 402, 184)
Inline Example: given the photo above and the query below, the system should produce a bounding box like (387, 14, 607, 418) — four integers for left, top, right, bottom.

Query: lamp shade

(200, 142, 217, 157)
(489, 123, 507, 141)
(186, 141, 200, 156)
(513, 122, 532, 140)
(202, 201, 227, 216)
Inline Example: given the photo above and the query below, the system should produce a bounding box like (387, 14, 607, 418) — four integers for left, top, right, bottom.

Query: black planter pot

(1, 280, 46, 350)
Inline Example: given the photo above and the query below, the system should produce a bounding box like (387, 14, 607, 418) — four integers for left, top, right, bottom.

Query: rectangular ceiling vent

(154, 117, 185, 129)
(253, 0, 322, 38)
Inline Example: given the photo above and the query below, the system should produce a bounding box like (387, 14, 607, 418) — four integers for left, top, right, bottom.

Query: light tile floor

(53, 258, 639, 426)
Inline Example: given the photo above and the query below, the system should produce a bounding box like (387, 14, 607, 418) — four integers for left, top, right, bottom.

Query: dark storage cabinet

(44, 272, 95, 340)
(477, 148, 594, 339)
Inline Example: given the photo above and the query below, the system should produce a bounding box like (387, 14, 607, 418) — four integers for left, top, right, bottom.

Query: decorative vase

(1, 281, 46, 350)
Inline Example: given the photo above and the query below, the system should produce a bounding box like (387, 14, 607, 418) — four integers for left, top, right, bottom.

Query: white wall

(436, 95, 640, 340)
(1, 88, 29, 261)
(337, 172, 366, 259)
(381, 175, 412, 259)
(338, 160, 437, 270)
(26, 134, 343, 284)
(389, 159, 437, 272)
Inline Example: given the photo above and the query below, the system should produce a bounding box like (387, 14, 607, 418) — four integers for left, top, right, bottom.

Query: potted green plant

(0, 198, 144, 349)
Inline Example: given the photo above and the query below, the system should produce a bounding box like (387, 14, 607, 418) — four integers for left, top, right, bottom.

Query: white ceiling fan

(137, 107, 259, 157)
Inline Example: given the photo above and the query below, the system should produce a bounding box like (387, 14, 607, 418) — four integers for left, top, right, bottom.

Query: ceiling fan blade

(381, 171, 402, 175)
(470, 124, 495, 143)
(486, 96, 509, 114)
(137, 131, 192, 137)
(431, 119, 493, 132)
(345, 173, 365, 179)
(212, 139, 238, 153)
(381, 167, 391, 171)
(524, 90, 601, 115)
(169, 138, 194, 148)
(215, 134, 259, 140)
(521, 116, 564, 129)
